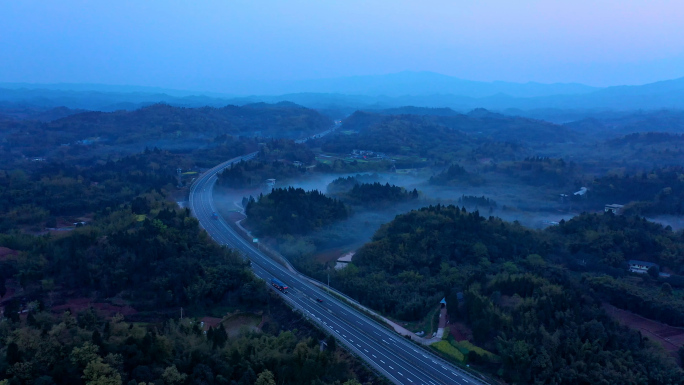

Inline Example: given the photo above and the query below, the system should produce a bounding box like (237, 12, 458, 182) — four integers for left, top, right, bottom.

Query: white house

(628, 260, 658, 274)
(605, 204, 624, 214)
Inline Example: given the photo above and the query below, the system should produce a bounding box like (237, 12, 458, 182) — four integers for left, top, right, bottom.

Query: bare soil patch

(52, 297, 138, 318)
(0, 246, 18, 261)
(603, 303, 684, 354)
(0, 279, 21, 306)
(200, 316, 223, 330)
(222, 313, 262, 337)
(449, 321, 473, 341)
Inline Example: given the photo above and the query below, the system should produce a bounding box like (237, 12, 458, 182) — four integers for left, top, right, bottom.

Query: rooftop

(627, 260, 658, 268)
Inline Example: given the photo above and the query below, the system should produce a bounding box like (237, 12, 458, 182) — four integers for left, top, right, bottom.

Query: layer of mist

(214, 169, 580, 264)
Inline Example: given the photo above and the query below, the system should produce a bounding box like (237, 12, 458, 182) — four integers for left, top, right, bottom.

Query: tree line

(0, 103, 330, 169)
(0, 297, 371, 385)
(429, 164, 484, 186)
(244, 188, 348, 237)
(340, 182, 418, 208)
(1, 191, 266, 312)
(0, 149, 188, 232)
(590, 165, 684, 215)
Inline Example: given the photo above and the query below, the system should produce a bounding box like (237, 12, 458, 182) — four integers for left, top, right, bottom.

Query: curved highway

(189, 153, 488, 385)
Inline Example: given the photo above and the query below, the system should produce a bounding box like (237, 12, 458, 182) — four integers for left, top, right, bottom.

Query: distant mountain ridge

(2, 72, 684, 112)
(0, 82, 231, 98)
(0, 104, 85, 121)
(239, 71, 599, 98)
(339, 108, 575, 145)
(0, 87, 232, 111)
(1, 71, 599, 98)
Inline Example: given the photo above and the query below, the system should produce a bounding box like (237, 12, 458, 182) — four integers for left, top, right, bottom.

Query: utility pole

(180, 307, 183, 320)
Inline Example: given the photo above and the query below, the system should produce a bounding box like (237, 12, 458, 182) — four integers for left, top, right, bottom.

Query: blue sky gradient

(1, 0, 683, 91)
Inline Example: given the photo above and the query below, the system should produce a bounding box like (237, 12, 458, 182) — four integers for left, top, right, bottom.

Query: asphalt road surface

(189, 153, 488, 385)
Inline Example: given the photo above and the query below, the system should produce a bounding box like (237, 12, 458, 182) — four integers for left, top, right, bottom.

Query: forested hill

(429, 163, 484, 186)
(215, 139, 315, 189)
(0, 191, 376, 385)
(342, 182, 419, 207)
(245, 188, 348, 236)
(369, 106, 462, 117)
(563, 109, 684, 139)
(0, 103, 330, 165)
(44, 103, 331, 143)
(0, 146, 258, 232)
(336, 109, 575, 146)
(321, 114, 474, 162)
(438, 110, 576, 143)
(338, 206, 684, 320)
(1, 192, 263, 310)
(332, 205, 684, 384)
(589, 165, 684, 215)
(0, 105, 85, 121)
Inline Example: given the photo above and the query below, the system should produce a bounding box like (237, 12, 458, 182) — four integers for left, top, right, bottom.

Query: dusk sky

(2, 0, 684, 91)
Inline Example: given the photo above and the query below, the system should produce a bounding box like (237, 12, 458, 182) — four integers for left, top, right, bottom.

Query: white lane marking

(397, 372, 403, 376)
(357, 344, 361, 347)
(380, 360, 385, 364)
(372, 354, 376, 358)
(382, 339, 389, 344)
(406, 378, 413, 383)
(441, 366, 447, 370)
(388, 366, 394, 370)
(364, 349, 369, 353)
(343, 335, 347, 338)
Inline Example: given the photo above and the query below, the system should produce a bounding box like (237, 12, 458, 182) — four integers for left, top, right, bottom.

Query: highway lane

(189, 154, 488, 385)
(294, 121, 340, 143)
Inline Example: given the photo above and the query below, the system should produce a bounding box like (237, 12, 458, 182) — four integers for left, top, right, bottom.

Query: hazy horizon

(2, 1, 684, 92)
(2, 69, 679, 90)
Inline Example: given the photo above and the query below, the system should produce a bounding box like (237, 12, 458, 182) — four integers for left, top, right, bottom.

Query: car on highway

(316, 298, 323, 302)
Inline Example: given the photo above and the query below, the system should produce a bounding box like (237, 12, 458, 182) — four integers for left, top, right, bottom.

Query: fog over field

(214, 166, 581, 265)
